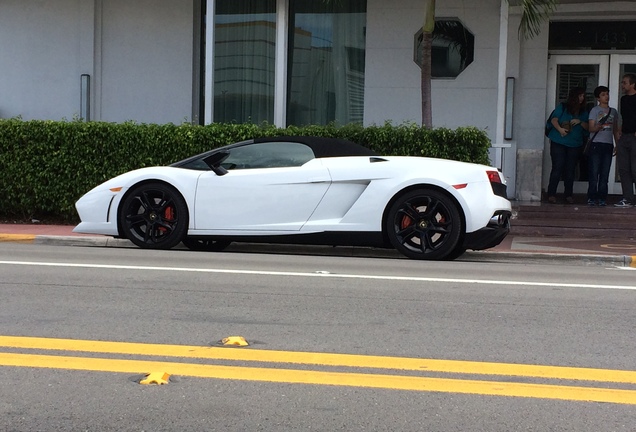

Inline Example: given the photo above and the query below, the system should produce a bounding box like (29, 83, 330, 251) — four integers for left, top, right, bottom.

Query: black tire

(386, 189, 463, 260)
(119, 182, 188, 250)
(444, 246, 467, 261)
(182, 237, 231, 252)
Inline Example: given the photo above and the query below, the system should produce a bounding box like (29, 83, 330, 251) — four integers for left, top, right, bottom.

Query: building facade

(1, 0, 635, 201)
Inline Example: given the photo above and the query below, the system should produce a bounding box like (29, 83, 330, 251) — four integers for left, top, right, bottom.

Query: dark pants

(547, 141, 581, 198)
(616, 134, 636, 202)
(587, 142, 613, 201)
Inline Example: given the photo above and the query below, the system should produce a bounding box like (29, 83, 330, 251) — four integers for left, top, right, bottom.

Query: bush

(0, 119, 491, 221)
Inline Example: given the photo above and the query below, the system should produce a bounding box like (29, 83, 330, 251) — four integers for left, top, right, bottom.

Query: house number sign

(549, 21, 636, 50)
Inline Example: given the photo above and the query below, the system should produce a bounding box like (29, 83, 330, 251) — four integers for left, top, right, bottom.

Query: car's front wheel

(182, 237, 232, 252)
(120, 182, 188, 250)
(386, 189, 463, 260)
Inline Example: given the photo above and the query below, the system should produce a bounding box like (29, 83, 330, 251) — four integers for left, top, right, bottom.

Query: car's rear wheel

(386, 189, 463, 260)
(182, 237, 231, 252)
(444, 246, 467, 261)
(120, 183, 188, 250)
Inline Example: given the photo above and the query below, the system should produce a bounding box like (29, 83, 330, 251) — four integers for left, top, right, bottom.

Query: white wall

(0, 0, 195, 124)
(364, 0, 422, 126)
(364, 0, 502, 136)
(98, 0, 194, 123)
(0, 0, 82, 120)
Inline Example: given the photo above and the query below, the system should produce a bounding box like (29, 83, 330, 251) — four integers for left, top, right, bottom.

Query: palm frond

(516, 0, 559, 40)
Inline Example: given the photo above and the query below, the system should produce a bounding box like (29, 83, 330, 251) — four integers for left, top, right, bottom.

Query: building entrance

(545, 54, 636, 197)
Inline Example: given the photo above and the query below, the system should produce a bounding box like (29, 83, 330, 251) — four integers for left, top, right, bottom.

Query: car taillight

(487, 170, 508, 199)
(486, 170, 502, 183)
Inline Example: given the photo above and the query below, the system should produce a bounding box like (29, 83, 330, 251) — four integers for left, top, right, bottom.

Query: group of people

(545, 73, 636, 207)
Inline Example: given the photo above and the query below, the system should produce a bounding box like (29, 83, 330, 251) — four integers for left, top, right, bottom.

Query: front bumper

(462, 210, 511, 251)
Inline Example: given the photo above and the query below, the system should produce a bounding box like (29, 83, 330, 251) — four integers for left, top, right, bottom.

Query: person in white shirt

(586, 86, 620, 206)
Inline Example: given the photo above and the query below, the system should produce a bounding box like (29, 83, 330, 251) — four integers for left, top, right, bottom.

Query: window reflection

(414, 19, 475, 79)
(214, 0, 276, 124)
(287, 0, 367, 126)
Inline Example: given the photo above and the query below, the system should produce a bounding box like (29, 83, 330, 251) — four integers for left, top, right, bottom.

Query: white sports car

(74, 136, 511, 260)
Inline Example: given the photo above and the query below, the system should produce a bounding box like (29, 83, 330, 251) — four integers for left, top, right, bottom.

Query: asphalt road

(1, 243, 635, 431)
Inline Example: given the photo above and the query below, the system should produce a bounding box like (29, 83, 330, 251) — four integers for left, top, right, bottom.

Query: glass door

(609, 55, 636, 195)
(546, 54, 636, 196)
(545, 55, 609, 195)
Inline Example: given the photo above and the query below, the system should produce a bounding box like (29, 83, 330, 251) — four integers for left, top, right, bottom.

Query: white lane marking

(0, 260, 635, 291)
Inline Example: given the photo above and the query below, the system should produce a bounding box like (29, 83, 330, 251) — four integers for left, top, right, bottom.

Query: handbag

(544, 103, 565, 137)
(583, 111, 611, 156)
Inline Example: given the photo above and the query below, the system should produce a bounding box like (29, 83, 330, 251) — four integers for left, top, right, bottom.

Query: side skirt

(185, 231, 389, 248)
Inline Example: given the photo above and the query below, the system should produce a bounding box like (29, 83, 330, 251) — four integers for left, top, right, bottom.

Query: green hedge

(0, 119, 492, 222)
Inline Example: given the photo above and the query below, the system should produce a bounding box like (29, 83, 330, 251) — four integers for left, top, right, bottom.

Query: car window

(221, 142, 315, 170)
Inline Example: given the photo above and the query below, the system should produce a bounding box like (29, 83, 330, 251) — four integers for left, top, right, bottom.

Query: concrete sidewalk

(1, 223, 635, 267)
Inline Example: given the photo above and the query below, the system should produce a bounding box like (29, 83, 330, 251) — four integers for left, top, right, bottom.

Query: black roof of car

(170, 136, 378, 168)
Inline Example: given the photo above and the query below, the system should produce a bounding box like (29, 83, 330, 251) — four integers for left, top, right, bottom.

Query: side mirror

(203, 151, 230, 176)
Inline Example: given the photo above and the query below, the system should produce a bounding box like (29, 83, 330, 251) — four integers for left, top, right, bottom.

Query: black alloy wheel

(182, 237, 232, 252)
(119, 183, 188, 250)
(386, 189, 463, 260)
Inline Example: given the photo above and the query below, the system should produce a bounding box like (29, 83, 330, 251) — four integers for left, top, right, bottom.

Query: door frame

(545, 54, 610, 195)
(545, 54, 636, 196)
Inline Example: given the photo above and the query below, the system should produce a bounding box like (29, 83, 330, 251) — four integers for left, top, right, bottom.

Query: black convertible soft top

(253, 136, 378, 158)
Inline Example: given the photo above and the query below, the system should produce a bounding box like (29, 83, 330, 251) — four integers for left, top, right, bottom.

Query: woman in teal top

(546, 87, 589, 204)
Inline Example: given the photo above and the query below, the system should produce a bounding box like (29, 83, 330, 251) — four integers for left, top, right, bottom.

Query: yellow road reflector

(139, 372, 170, 385)
(221, 336, 248, 346)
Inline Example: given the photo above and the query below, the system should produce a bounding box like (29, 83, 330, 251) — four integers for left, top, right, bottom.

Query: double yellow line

(1, 335, 635, 405)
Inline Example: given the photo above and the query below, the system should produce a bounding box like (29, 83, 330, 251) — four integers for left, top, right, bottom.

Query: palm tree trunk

(421, 0, 435, 127)
(421, 31, 432, 127)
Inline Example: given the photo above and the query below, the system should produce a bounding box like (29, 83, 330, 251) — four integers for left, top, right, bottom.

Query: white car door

(193, 144, 331, 231)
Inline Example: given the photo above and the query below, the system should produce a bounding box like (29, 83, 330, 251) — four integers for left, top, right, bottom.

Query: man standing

(614, 73, 636, 207)
(587, 86, 619, 206)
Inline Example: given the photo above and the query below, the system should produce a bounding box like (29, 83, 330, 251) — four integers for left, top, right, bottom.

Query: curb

(464, 250, 634, 268)
(34, 235, 134, 248)
(17, 234, 634, 267)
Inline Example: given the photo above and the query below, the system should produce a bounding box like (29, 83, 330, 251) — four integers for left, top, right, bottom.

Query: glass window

(222, 142, 315, 170)
(556, 64, 598, 110)
(287, 0, 367, 126)
(214, 0, 276, 124)
(414, 19, 475, 79)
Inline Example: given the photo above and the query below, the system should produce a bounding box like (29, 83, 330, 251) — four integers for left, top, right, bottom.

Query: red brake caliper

(159, 206, 174, 233)
(401, 215, 412, 230)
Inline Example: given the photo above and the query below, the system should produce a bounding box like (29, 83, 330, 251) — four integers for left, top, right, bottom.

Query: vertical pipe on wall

(274, 0, 289, 127)
(192, 0, 204, 125)
(504, 77, 515, 140)
(80, 74, 91, 121)
(204, 0, 215, 124)
(80, 0, 96, 121)
(495, 0, 509, 145)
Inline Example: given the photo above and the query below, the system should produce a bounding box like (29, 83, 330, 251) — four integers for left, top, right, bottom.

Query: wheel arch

(380, 184, 467, 246)
(116, 179, 191, 238)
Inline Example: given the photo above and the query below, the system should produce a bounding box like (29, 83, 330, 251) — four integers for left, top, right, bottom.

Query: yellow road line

(1, 352, 635, 405)
(1, 335, 634, 384)
(0, 234, 35, 243)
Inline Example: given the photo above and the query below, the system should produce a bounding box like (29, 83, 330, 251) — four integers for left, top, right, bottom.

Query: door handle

(308, 177, 330, 183)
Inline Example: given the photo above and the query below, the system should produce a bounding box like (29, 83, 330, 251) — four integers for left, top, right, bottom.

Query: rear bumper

(463, 210, 511, 251)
